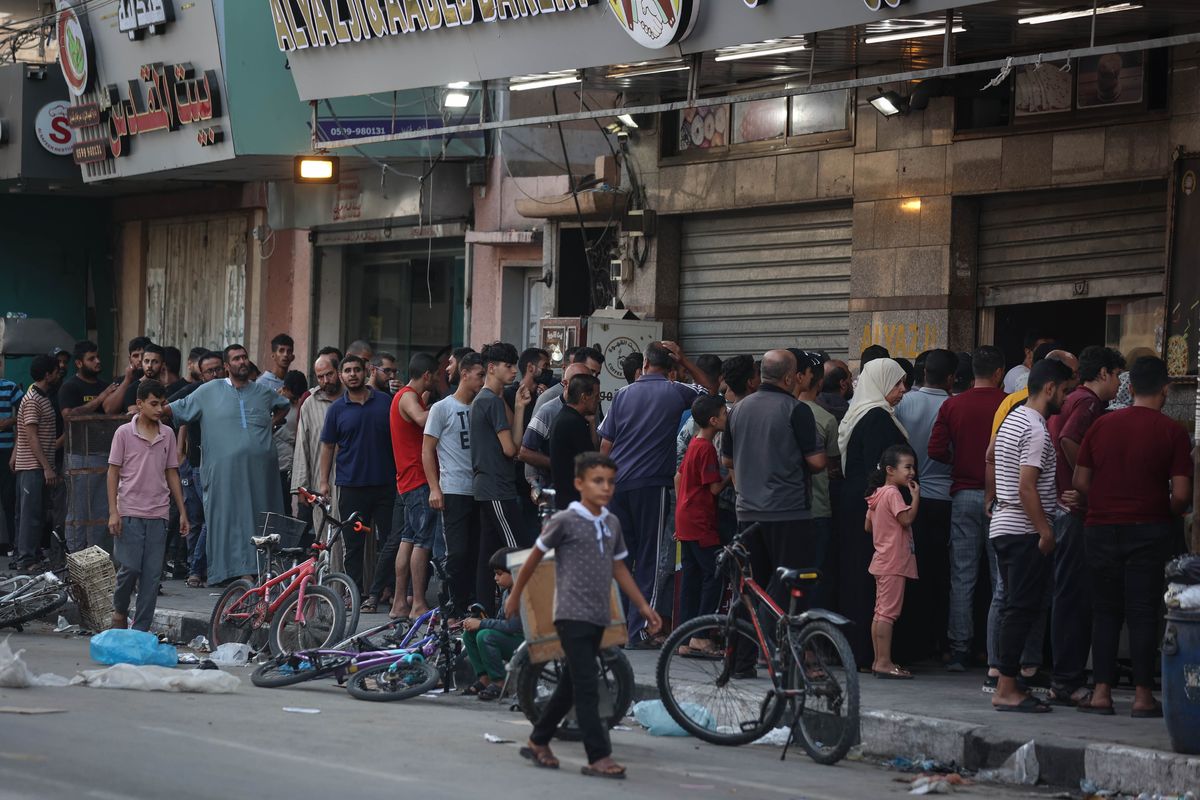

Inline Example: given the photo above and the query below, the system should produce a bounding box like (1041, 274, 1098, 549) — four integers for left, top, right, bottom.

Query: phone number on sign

(327, 126, 388, 137)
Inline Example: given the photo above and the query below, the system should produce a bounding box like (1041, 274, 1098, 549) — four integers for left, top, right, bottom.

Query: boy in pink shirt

(107, 380, 189, 631)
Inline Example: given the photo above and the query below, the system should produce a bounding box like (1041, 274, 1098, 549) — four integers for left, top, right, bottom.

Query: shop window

(664, 88, 853, 161)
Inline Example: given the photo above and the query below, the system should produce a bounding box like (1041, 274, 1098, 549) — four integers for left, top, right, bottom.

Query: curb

(151, 608, 209, 646)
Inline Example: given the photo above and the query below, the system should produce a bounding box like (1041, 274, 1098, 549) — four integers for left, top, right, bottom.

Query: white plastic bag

(978, 740, 1039, 785)
(70, 664, 241, 693)
(0, 637, 71, 688)
(208, 643, 251, 666)
(632, 699, 714, 736)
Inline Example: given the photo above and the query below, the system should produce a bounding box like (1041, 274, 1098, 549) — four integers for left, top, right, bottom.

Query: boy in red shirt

(673, 395, 731, 655)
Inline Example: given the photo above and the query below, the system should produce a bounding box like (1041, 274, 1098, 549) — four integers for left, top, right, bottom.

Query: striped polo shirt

(0, 379, 25, 451)
(14, 385, 56, 471)
(989, 404, 1056, 538)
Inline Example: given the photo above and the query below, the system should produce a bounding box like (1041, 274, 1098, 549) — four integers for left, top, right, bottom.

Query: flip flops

(1131, 701, 1163, 719)
(519, 746, 559, 769)
(580, 764, 627, 780)
(873, 666, 913, 680)
(995, 696, 1052, 713)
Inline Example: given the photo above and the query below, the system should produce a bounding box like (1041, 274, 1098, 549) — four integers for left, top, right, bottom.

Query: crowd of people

(1, 330, 1194, 724)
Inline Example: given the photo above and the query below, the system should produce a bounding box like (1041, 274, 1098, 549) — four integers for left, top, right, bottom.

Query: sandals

(1131, 701, 1163, 719)
(520, 746, 559, 769)
(478, 683, 503, 701)
(186, 575, 204, 588)
(581, 763, 627, 780)
(678, 644, 722, 660)
(1076, 695, 1115, 716)
(461, 680, 488, 697)
(873, 666, 913, 680)
(360, 597, 379, 613)
(995, 696, 1052, 713)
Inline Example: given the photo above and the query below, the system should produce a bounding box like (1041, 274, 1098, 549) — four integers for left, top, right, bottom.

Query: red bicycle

(208, 492, 370, 656)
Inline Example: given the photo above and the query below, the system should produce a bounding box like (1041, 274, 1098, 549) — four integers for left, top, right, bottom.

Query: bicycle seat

(277, 547, 309, 558)
(251, 534, 280, 548)
(777, 567, 821, 589)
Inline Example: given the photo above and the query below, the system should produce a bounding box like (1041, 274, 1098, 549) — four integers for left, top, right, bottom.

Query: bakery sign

(68, 62, 224, 164)
(268, 0, 591, 52)
(607, 0, 698, 48)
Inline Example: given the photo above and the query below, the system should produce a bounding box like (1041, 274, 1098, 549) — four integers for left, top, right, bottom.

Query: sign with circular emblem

(35, 101, 74, 156)
(56, 4, 94, 98)
(606, 0, 700, 49)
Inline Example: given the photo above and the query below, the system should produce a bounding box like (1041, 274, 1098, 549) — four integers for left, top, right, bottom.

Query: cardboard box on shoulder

(507, 548, 627, 663)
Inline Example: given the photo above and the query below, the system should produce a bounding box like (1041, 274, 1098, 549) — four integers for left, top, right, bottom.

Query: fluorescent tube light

(864, 25, 965, 44)
(605, 63, 689, 78)
(446, 81, 470, 89)
(618, 114, 638, 128)
(443, 91, 470, 108)
(1019, 3, 1141, 25)
(510, 74, 580, 91)
(714, 43, 807, 62)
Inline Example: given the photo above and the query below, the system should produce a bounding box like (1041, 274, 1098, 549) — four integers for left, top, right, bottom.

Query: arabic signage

(119, 0, 174, 40)
(316, 115, 483, 142)
(268, 0, 590, 52)
(56, 2, 94, 98)
(35, 101, 74, 156)
(606, 0, 698, 48)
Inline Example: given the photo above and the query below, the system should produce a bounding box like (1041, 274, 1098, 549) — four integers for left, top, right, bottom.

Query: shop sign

(606, 0, 698, 48)
(67, 103, 101, 127)
(73, 139, 109, 164)
(103, 62, 222, 158)
(118, 0, 174, 41)
(34, 101, 74, 156)
(316, 115, 483, 142)
(268, 0, 590, 53)
(56, 2, 95, 98)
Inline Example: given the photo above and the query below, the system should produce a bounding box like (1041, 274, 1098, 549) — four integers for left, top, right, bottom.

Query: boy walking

(506, 453, 662, 779)
(108, 381, 190, 631)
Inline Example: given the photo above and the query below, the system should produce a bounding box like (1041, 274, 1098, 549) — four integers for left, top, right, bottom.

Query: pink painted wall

(260, 229, 313, 369)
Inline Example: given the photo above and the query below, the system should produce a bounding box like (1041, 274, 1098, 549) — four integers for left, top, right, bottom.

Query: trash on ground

(177, 653, 200, 665)
(846, 743, 866, 761)
(612, 724, 633, 731)
(207, 642, 251, 666)
(977, 740, 1038, 785)
(0, 637, 72, 688)
(1167, 583, 1200, 610)
(282, 706, 321, 714)
(883, 755, 962, 775)
(483, 733, 514, 743)
(0, 706, 68, 714)
(89, 629, 178, 667)
(910, 776, 954, 795)
(751, 726, 792, 746)
(71, 663, 240, 693)
(1165, 554, 1200, 585)
(633, 699, 712, 736)
(187, 635, 211, 653)
(53, 616, 76, 633)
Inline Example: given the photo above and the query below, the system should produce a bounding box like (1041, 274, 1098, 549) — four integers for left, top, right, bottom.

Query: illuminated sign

(268, 0, 590, 52)
(606, 0, 698, 48)
(118, 0, 173, 40)
(56, 2, 94, 98)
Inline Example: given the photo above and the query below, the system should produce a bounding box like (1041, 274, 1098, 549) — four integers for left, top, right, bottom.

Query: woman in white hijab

(835, 357, 911, 668)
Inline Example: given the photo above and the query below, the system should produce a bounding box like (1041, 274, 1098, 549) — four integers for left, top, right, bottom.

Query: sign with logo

(606, 0, 699, 48)
(118, 0, 173, 40)
(35, 101, 74, 155)
(56, 2, 94, 98)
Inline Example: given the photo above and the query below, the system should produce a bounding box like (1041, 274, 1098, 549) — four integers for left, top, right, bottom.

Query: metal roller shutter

(978, 182, 1167, 307)
(678, 205, 852, 358)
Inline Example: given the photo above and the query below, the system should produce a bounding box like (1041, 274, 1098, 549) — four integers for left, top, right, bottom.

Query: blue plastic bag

(90, 629, 178, 667)
(632, 699, 715, 736)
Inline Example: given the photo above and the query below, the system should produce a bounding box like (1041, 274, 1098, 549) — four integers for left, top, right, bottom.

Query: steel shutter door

(678, 205, 852, 359)
(977, 182, 1167, 307)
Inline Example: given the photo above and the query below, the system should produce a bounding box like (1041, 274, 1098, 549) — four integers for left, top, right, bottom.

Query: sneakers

(945, 651, 970, 672)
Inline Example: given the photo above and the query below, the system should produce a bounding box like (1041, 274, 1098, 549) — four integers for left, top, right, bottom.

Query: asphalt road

(0, 625, 1063, 800)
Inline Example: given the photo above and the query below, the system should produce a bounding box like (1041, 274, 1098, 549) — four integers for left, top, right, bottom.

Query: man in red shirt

(368, 353, 438, 619)
(1073, 356, 1193, 718)
(1046, 345, 1123, 705)
(928, 346, 1008, 672)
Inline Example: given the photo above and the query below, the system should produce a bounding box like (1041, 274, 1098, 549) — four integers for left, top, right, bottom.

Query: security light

(294, 154, 339, 184)
(868, 91, 908, 117)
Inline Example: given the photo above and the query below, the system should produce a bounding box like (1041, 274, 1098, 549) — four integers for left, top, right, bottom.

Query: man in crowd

(12, 355, 61, 572)
(257, 333, 295, 393)
(520, 362, 591, 499)
(1004, 333, 1052, 394)
(58, 341, 119, 552)
(1072, 356, 1193, 717)
(471, 342, 532, 615)
(291, 353, 342, 535)
(104, 337, 151, 414)
(532, 346, 604, 414)
(793, 351, 840, 609)
(929, 345, 1009, 673)
(318, 354, 395, 594)
(989, 359, 1072, 713)
(599, 341, 716, 643)
(118, 343, 166, 412)
(0, 369, 24, 557)
(370, 352, 400, 395)
(171, 350, 224, 585)
(185, 347, 207, 383)
(548, 373, 601, 508)
(445, 346, 475, 393)
(424, 352, 485, 613)
(169, 344, 290, 586)
(346, 340, 374, 362)
(1046, 345, 1124, 705)
(162, 346, 189, 397)
(507, 347, 551, 537)
(371, 352, 438, 620)
(621, 352, 642, 386)
(895, 348, 957, 660)
(817, 360, 852, 422)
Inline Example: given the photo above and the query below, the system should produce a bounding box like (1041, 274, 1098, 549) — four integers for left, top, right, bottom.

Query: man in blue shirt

(0, 375, 25, 556)
(598, 341, 717, 643)
(319, 354, 396, 594)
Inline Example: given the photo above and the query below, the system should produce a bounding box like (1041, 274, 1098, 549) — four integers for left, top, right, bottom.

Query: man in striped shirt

(13, 355, 62, 572)
(988, 359, 1073, 713)
(0, 374, 24, 555)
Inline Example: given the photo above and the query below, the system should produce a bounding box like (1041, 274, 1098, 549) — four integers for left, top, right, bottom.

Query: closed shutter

(144, 215, 249, 351)
(679, 205, 852, 358)
(978, 182, 1167, 307)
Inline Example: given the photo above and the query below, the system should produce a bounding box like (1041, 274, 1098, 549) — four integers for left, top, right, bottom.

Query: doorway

(985, 295, 1162, 367)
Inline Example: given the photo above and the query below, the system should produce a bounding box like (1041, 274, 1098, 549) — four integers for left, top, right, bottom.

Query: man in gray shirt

(470, 342, 531, 615)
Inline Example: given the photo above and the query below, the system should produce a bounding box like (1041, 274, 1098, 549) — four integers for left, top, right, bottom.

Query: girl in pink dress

(864, 444, 920, 679)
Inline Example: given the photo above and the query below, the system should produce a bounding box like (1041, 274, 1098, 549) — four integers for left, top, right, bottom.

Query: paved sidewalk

(143, 581, 1200, 796)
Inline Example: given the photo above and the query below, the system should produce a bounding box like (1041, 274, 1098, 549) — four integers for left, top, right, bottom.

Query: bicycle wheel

(208, 579, 259, 648)
(320, 571, 360, 639)
(656, 614, 785, 746)
(251, 651, 352, 688)
(345, 658, 440, 701)
(268, 584, 346, 656)
(788, 620, 859, 765)
(515, 647, 635, 741)
(0, 587, 68, 629)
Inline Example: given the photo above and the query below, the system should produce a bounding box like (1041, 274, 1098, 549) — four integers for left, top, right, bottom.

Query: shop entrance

(984, 295, 1162, 365)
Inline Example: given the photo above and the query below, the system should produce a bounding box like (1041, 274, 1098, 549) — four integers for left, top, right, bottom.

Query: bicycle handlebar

(294, 486, 373, 540)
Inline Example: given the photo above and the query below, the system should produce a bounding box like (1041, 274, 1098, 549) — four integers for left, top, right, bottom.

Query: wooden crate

(66, 546, 117, 632)
(508, 548, 627, 663)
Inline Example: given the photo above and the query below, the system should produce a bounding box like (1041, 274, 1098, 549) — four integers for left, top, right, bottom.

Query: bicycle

(291, 487, 361, 636)
(0, 571, 69, 631)
(655, 525, 860, 765)
(208, 500, 365, 655)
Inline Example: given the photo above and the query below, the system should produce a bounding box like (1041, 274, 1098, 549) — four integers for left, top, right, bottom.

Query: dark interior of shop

(992, 298, 1107, 368)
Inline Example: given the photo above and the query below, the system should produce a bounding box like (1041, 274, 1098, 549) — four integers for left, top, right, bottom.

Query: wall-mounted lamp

(294, 154, 340, 184)
(868, 90, 908, 117)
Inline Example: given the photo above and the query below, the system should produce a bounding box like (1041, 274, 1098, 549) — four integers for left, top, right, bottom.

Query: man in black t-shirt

(59, 341, 117, 551)
(503, 347, 550, 538)
(120, 344, 166, 412)
(548, 374, 599, 509)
